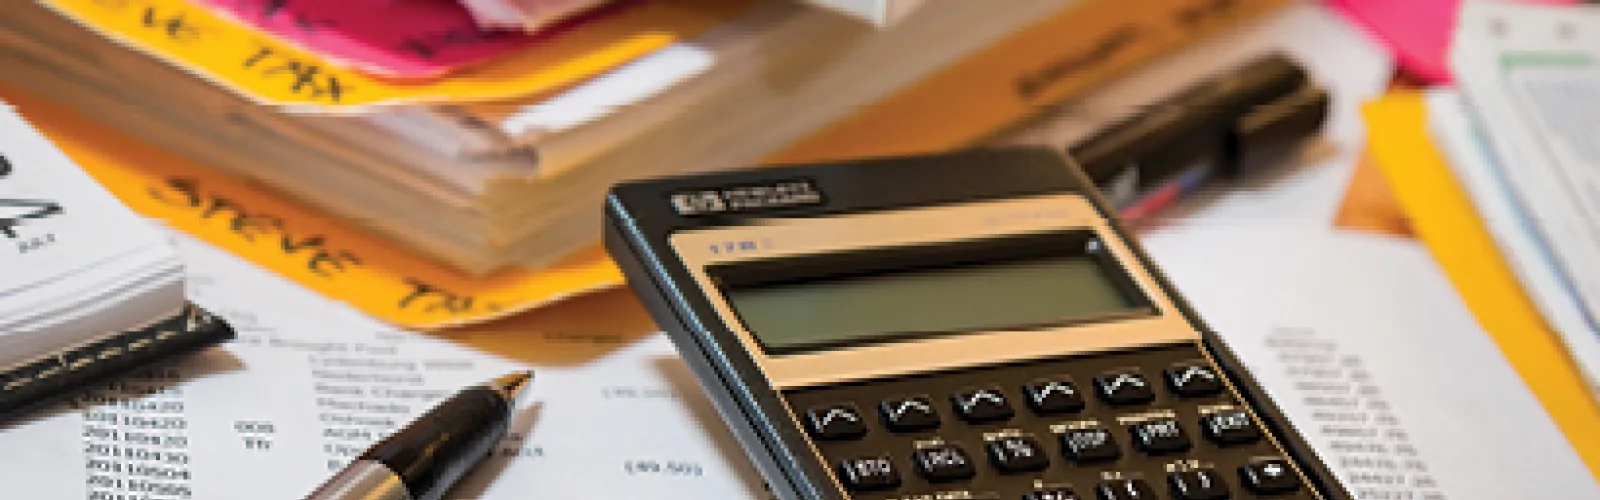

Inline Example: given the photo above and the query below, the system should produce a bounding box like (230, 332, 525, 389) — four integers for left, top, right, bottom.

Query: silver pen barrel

(303, 371, 533, 500)
(304, 460, 414, 500)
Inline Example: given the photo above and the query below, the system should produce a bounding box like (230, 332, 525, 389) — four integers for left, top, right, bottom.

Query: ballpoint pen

(305, 370, 534, 500)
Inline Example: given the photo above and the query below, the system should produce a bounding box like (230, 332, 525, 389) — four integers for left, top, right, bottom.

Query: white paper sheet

(0, 102, 187, 371)
(5, 219, 1593, 499)
(1423, 89, 1600, 394)
(1145, 225, 1599, 499)
(0, 234, 770, 500)
(0, 103, 169, 296)
(1452, 4, 1600, 370)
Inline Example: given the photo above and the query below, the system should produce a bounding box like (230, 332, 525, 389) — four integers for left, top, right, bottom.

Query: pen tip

(488, 370, 534, 401)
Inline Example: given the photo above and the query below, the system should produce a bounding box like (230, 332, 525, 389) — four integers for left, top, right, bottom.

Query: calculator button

(987, 436, 1050, 473)
(1096, 479, 1160, 500)
(952, 386, 1014, 423)
(880, 396, 941, 432)
(1024, 377, 1085, 414)
(1131, 418, 1191, 454)
(838, 456, 900, 491)
(1060, 427, 1121, 464)
(804, 404, 867, 440)
(1169, 469, 1230, 500)
(1240, 459, 1300, 494)
(913, 445, 976, 482)
(1164, 362, 1223, 398)
(1095, 369, 1155, 406)
(1025, 488, 1082, 500)
(1201, 409, 1261, 445)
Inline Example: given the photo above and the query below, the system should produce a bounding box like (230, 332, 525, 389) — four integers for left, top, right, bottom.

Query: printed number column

(81, 368, 194, 500)
(1266, 327, 1447, 500)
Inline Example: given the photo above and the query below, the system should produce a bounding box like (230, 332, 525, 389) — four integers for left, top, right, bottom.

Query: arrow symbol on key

(1039, 382, 1075, 397)
(1108, 374, 1146, 390)
(818, 409, 858, 427)
(958, 391, 1005, 411)
(1176, 366, 1217, 385)
(889, 399, 933, 419)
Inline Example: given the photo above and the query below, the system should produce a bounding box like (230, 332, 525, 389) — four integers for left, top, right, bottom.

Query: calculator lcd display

(711, 232, 1151, 355)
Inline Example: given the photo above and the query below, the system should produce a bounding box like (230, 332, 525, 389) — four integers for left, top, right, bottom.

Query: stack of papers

(0, 0, 750, 274)
(0, 102, 185, 368)
(0, 0, 1082, 274)
(459, 0, 615, 32)
(0, 0, 1296, 328)
(0, 0, 1289, 278)
(1444, 2, 1600, 390)
(804, 0, 926, 26)
(1422, 89, 1600, 393)
(1360, 92, 1600, 475)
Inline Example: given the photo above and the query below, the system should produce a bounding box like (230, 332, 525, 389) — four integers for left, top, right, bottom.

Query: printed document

(1146, 226, 1599, 499)
(1451, 3, 1600, 384)
(0, 234, 768, 499)
(2, 227, 1594, 498)
(1422, 89, 1600, 393)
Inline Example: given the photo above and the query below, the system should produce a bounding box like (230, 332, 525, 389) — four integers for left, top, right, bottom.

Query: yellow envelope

(39, 0, 749, 108)
(1363, 92, 1600, 477)
(0, 81, 624, 330)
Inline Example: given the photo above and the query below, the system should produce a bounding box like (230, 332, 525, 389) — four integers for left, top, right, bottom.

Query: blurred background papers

(460, 0, 619, 33)
(1448, 2, 1600, 390)
(803, 0, 926, 26)
(0, 106, 186, 372)
(0, 0, 1291, 328)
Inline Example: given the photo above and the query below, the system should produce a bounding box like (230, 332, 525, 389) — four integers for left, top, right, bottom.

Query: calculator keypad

(987, 435, 1050, 473)
(783, 344, 1315, 499)
(1129, 418, 1192, 455)
(1026, 488, 1082, 500)
(880, 396, 941, 432)
(913, 444, 976, 482)
(1097, 478, 1160, 500)
(1095, 369, 1156, 406)
(1061, 427, 1122, 464)
(1240, 459, 1301, 495)
(838, 456, 900, 491)
(1024, 377, 1086, 414)
(1202, 409, 1262, 445)
(1169, 469, 1231, 500)
(951, 386, 1015, 423)
(804, 404, 868, 441)
(1165, 363, 1224, 398)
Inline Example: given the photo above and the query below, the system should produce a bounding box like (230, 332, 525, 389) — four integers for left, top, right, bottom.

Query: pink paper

(196, 0, 577, 79)
(1324, 0, 1578, 84)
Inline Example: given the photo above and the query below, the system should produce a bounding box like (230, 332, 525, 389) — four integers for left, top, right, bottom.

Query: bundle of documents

(0, 0, 1284, 276)
(0, 102, 234, 417)
(1428, 2, 1600, 390)
(0, 102, 184, 369)
(803, 0, 926, 26)
(459, 0, 614, 31)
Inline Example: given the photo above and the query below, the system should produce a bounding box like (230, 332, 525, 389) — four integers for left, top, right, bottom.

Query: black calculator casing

(603, 148, 1349, 500)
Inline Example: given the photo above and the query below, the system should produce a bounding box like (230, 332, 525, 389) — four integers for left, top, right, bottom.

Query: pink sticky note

(197, 0, 600, 79)
(1324, 0, 1576, 84)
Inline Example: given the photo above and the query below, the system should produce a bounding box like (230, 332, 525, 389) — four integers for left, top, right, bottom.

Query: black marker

(305, 371, 533, 500)
(1070, 53, 1329, 215)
